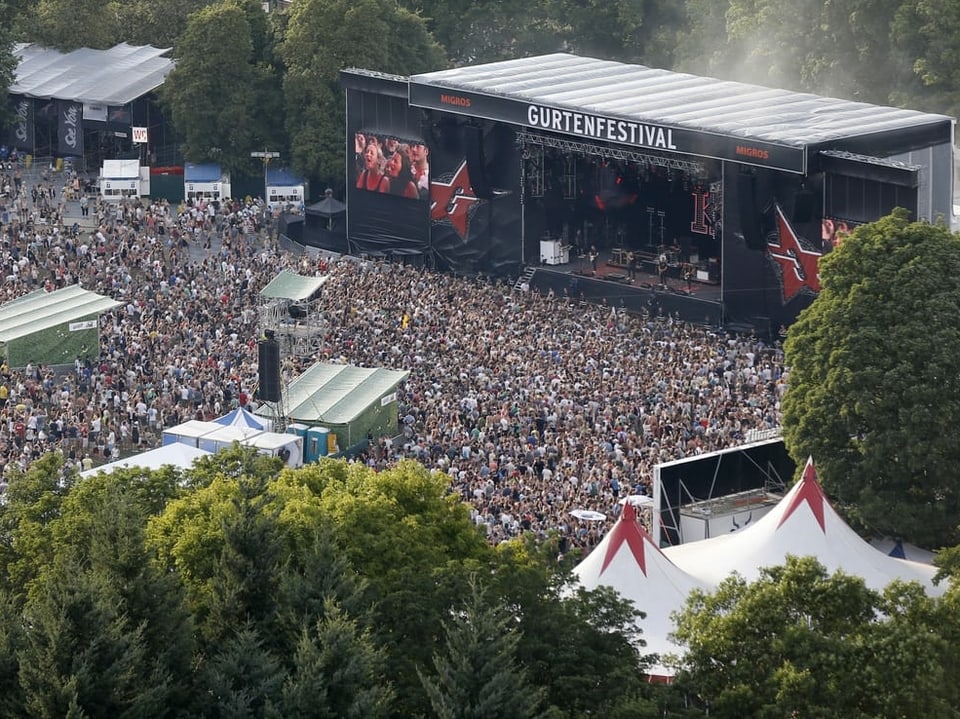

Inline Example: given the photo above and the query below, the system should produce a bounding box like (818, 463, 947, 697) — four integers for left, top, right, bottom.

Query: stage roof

(259, 270, 329, 302)
(397, 53, 955, 174)
(11, 42, 174, 106)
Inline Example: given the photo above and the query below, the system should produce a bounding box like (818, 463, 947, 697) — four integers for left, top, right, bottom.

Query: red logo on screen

(430, 160, 480, 238)
(767, 204, 822, 302)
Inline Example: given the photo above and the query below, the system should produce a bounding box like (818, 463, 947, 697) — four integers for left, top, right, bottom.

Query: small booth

(185, 162, 230, 203)
(100, 159, 144, 200)
(246, 431, 305, 468)
(266, 167, 306, 212)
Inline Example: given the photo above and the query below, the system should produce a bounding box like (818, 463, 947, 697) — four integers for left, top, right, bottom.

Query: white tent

(572, 502, 706, 679)
(663, 458, 945, 597)
(197, 425, 263, 454)
(81, 443, 211, 477)
(245, 432, 304, 468)
(162, 419, 221, 447)
(214, 406, 273, 432)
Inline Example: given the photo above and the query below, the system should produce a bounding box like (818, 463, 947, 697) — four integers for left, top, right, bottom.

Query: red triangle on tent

(600, 502, 648, 576)
(777, 457, 826, 533)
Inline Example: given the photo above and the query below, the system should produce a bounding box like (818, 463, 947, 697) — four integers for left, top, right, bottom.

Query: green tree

(491, 536, 658, 718)
(159, 0, 283, 175)
(16, 0, 118, 50)
(202, 625, 284, 718)
(891, 0, 960, 116)
(310, 460, 492, 718)
(281, 599, 393, 719)
(117, 0, 221, 49)
(673, 555, 951, 718)
(782, 211, 960, 548)
(0, 453, 76, 598)
(17, 558, 176, 718)
(279, 0, 445, 188)
(418, 576, 546, 719)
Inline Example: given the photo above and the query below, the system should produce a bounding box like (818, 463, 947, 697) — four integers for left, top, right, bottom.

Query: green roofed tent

(268, 362, 409, 452)
(259, 270, 328, 301)
(0, 285, 121, 367)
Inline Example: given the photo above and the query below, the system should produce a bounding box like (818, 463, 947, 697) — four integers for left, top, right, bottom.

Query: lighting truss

(516, 129, 706, 177)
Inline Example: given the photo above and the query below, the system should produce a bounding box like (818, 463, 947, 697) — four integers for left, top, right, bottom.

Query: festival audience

(0, 165, 788, 556)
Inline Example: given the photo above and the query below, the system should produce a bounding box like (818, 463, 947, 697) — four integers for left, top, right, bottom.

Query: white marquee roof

(11, 42, 174, 105)
(572, 502, 706, 678)
(663, 458, 944, 596)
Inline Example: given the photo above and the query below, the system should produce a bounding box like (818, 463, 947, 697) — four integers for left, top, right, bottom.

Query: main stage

(341, 54, 954, 327)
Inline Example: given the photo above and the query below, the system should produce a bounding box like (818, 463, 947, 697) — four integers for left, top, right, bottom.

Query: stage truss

(516, 129, 708, 177)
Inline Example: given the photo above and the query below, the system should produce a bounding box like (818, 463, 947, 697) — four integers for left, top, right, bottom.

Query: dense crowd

(0, 166, 788, 553)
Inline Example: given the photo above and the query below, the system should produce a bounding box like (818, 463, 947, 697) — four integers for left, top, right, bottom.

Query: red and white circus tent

(663, 458, 945, 597)
(571, 502, 707, 679)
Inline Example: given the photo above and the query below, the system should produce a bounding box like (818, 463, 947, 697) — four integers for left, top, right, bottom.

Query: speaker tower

(257, 332, 281, 402)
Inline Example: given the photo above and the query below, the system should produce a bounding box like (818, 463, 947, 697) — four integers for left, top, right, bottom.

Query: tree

(672, 555, 951, 718)
(418, 576, 546, 719)
(17, 558, 177, 718)
(279, 0, 445, 188)
(16, 0, 118, 50)
(783, 211, 960, 548)
(0, 453, 76, 597)
(159, 0, 284, 175)
(890, 0, 960, 116)
(490, 536, 659, 718)
(281, 599, 393, 719)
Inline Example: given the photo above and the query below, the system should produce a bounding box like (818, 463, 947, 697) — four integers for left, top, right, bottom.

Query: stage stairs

(514, 266, 536, 291)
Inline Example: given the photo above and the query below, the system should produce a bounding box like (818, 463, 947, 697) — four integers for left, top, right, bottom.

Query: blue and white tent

(215, 406, 272, 432)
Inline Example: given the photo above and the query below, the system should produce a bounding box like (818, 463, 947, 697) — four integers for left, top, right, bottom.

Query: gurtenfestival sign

(409, 83, 805, 173)
(58, 100, 83, 156)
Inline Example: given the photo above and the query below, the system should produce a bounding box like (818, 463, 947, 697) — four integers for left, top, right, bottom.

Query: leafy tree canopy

(782, 211, 960, 548)
(673, 555, 952, 719)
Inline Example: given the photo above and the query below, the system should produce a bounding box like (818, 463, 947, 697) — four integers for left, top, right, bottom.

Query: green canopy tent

(260, 362, 409, 454)
(0, 286, 121, 367)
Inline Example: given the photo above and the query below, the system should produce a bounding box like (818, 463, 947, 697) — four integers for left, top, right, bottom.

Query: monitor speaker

(257, 338, 281, 402)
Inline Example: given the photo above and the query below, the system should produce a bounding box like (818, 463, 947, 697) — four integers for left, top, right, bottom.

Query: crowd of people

(0, 163, 788, 555)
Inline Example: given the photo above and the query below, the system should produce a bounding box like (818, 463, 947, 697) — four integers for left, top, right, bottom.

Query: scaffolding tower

(256, 271, 330, 429)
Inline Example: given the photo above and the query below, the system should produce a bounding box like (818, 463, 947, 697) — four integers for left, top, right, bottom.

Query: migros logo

(736, 145, 770, 160)
(440, 94, 472, 108)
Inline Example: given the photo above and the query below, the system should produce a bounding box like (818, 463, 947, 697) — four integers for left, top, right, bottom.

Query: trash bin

(24, 155, 32, 169)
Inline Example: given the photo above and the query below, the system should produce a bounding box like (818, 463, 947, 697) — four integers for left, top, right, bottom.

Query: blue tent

(215, 406, 266, 431)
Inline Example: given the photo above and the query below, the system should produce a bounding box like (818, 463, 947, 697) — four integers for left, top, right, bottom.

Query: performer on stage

(627, 250, 637, 280)
(657, 251, 668, 286)
(589, 245, 599, 273)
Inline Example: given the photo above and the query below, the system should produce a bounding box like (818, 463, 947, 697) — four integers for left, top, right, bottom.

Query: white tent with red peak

(571, 502, 707, 679)
(663, 457, 945, 596)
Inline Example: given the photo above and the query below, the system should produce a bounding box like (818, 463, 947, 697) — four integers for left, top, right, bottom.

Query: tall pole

(250, 150, 279, 201)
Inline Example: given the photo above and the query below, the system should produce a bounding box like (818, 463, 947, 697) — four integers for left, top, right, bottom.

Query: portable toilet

(305, 426, 328, 463)
(287, 423, 308, 439)
(326, 430, 337, 456)
(287, 423, 309, 465)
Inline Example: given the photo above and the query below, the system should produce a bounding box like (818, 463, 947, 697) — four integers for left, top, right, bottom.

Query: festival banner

(8, 97, 34, 151)
(58, 100, 83, 156)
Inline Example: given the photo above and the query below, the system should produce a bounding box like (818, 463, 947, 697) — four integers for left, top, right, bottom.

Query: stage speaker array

(257, 332, 282, 402)
(463, 125, 492, 199)
(792, 188, 815, 223)
(737, 174, 765, 250)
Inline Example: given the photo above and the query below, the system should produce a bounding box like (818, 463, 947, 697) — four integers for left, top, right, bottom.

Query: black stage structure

(340, 54, 954, 329)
